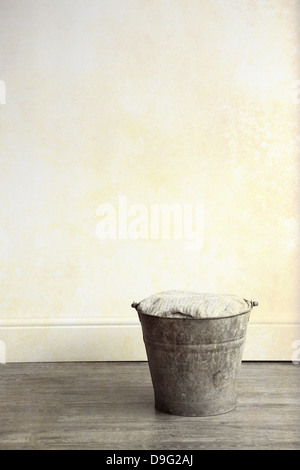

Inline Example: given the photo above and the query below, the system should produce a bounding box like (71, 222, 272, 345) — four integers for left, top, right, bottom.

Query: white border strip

(0, 317, 139, 327)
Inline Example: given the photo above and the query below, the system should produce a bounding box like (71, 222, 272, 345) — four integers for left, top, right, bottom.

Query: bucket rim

(137, 305, 253, 321)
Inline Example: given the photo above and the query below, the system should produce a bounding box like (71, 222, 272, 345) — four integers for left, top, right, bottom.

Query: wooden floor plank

(0, 362, 299, 450)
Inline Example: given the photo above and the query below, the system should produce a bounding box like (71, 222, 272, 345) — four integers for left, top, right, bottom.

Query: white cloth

(132, 290, 252, 319)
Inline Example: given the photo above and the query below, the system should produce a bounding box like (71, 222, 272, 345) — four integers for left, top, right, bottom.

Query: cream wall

(0, 0, 299, 361)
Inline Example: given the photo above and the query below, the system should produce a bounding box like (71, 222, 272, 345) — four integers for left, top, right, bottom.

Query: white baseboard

(0, 319, 299, 362)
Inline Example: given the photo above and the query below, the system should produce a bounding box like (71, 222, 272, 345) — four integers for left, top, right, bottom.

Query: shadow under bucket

(136, 300, 257, 417)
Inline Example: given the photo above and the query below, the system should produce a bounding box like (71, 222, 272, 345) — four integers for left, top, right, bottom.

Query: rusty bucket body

(138, 310, 251, 416)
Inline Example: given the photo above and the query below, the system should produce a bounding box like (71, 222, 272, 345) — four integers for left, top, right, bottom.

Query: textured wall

(0, 0, 299, 343)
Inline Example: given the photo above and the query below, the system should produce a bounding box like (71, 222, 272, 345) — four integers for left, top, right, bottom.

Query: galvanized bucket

(138, 302, 256, 417)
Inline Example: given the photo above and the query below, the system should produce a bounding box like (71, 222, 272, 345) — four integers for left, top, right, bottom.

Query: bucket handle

(133, 300, 258, 308)
(247, 300, 258, 309)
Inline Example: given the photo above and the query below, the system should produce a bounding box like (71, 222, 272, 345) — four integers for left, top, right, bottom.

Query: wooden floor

(0, 362, 299, 450)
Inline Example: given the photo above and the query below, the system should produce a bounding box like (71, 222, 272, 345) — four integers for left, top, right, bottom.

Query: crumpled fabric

(132, 290, 252, 319)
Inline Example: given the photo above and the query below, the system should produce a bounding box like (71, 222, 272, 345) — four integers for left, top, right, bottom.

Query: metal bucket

(138, 306, 253, 416)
